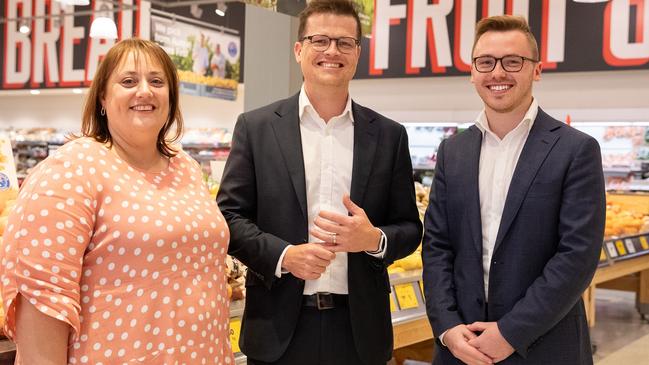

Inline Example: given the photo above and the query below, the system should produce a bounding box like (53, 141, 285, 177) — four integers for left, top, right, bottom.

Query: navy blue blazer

(217, 93, 422, 364)
(422, 109, 606, 364)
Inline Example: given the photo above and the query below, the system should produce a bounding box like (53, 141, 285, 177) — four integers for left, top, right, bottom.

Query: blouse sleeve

(0, 142, 96, 342)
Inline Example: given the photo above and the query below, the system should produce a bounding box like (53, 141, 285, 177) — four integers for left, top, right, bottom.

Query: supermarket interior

(0, 0, 648, 364)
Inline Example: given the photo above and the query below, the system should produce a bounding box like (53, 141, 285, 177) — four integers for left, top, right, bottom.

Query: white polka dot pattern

(0, 138, 233, 364)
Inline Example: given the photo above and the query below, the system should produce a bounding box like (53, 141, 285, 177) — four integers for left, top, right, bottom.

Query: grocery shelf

(388, 269, 435, 349)
(600, 232, 649, 265)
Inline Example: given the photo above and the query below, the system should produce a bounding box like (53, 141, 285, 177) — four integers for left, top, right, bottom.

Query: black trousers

(247, 304, 366, 365)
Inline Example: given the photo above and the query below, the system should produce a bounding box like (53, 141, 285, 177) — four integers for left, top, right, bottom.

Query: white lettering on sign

(369, 0, 406, 75)
(407, 0, 453, 73)
(32, 0, 61, 87)
(368, 0, 573, 74)
(4, 0, 32, 87)
(604, 0, 649, 66)
(2, 0, 147, 89)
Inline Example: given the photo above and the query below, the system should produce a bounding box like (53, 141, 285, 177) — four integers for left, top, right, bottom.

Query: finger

(456, 343, 493, 365)
(305, 256, 331, 270)
(463, 346, 494, 364)
(467, 338, 481, 349)
(312, 217, 342, 235)
(342, 195, 363, 215)
(467, 322, 488, 331)
(309, 229, 339, 245)
(309, 244, 337, 260)
(318, 210, 353, 226)
(321, 244, 342, 253)
(462, 329, 479, 341)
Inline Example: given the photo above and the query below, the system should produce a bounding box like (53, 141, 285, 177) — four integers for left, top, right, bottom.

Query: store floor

(591, 289, 649, 364)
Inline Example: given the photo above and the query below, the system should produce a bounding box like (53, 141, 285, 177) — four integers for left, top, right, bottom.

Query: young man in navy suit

(217, 1, 422, 364)
(423, 15, 605, 365)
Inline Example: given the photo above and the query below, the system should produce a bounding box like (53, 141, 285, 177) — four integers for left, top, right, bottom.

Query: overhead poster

(355, 0, 649, 78)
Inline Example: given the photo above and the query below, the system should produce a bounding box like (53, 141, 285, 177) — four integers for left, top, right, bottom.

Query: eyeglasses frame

(472, 55, 539, 73)
(300, 34, 360, 54)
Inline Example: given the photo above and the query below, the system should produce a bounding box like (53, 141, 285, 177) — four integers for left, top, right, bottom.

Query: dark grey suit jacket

(217, 92, 422, 364)
(422, 109, 606, 364)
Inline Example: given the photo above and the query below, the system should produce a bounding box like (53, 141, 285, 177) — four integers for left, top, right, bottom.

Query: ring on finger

(332, 233, 337, 245)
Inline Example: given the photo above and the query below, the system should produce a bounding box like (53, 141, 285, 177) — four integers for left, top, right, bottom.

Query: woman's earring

(100, 107, 106, 116)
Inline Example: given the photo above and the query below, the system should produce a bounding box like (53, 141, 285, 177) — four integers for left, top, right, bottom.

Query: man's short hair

(297, 0, 362, 40)
(472, 15, 539, 60)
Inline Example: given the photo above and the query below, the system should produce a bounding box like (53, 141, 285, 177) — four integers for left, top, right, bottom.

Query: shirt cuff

(275, 245, 292, 278)
(439, 330, 448, 347)
(365, 229, 387, 258)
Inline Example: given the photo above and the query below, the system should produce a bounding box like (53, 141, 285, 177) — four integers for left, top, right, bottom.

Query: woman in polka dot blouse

(0, 39, 234, 364)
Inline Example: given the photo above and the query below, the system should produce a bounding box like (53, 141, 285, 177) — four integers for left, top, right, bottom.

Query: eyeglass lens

(474, 56, 525, 72)
(308, 35, 357, 53)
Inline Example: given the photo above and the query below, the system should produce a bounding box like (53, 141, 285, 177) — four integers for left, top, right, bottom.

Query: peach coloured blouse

(0, 138, 234, 364)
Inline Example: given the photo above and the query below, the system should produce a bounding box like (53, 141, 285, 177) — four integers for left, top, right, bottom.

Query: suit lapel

(493, 111, 560, 253)
(463, 126, 484, 256)
(270, 93, 308, 222)
(350, 102, 378, 205)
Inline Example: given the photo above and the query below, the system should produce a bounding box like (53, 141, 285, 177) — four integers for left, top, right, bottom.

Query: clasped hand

(445, 322, 514, 364)
(282, 195, 382, 280)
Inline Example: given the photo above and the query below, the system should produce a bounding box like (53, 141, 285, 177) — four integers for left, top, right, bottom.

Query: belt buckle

(316, 293, 335, 310)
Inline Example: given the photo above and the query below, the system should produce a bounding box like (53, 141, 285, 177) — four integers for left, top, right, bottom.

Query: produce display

(177, 70, 238, 90)
(605, 194, 649, 238)
(388, 182, 429, 274)
(0, 189, 18, 334)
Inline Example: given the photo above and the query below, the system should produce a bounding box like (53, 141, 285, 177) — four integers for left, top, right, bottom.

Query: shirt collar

(298, 84, 354, 124)
(475, 98, 538, 137)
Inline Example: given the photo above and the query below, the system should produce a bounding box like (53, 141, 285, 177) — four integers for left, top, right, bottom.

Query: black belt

(303, 293, 348, 310)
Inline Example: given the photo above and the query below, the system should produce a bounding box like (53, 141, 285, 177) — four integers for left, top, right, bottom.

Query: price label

(625, 239, 636, 254)
(229, 317, 242, 353)
(606, 242, 618, 258)
(394, 283, 419, 310)
(390, 294, 397, 312)
(599, 249, 607, 262)
(640, 236, 649, 250)
(615, 240, 627, 256)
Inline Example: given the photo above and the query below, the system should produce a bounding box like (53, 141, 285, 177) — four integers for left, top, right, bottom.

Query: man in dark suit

(422, 15, 606, 365)
(217, 1, 422, 364)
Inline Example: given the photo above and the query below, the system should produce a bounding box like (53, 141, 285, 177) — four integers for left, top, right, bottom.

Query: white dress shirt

(274, 86, 386, 295)
(476, 99, 538, 299)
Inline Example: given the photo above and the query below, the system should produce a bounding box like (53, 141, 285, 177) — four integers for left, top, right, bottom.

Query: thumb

(467, 322, 487, 331)
(343, 195, 363, 215)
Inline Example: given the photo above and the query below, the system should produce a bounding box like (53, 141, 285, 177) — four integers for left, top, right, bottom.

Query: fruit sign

(355, 0, 649, 78)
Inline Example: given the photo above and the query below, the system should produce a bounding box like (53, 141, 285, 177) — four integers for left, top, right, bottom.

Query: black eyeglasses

(301, 34, 360, 54)
(473, 55, 539, 73)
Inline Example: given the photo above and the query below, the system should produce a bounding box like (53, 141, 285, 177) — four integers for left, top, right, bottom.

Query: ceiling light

(215, 2, 227, 17)
(90, 2, 117, 39)
(30, 90, 41, 95)
(19, 20, 30, 34)
(90, 17, 118, 39)
(55, 0, 91, 5)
